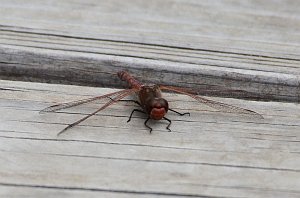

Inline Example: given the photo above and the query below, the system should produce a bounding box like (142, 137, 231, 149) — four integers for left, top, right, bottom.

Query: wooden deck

(0, 0, 300, 197)
(1, 80, 300, 197)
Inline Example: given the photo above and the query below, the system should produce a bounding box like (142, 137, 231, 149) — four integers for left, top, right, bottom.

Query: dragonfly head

(148, 98, 169, 120)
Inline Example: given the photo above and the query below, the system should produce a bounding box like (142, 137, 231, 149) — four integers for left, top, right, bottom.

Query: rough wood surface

(0, 80, 300, 198)
(0, 0, 299, 102)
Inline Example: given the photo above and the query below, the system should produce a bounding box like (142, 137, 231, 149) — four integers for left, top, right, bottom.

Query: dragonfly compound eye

(149, 98, 169, 120)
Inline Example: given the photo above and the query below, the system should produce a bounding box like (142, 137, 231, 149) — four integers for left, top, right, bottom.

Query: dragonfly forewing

(160, 85, 263, 119)
(56, 88, 139, 136)
(40, 89, 135, 113)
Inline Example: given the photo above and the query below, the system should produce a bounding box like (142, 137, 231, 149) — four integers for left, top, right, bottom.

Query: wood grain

(0, 0, 299, 102)
(0, 80, 300, 198)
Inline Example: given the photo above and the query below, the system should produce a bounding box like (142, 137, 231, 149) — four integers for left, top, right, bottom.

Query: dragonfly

(41, 71, 263, 135)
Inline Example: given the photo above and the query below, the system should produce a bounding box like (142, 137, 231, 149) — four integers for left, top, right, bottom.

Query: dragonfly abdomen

(118, 71, 143, 89)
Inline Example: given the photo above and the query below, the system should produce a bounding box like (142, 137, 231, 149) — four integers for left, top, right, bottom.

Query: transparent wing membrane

(160, 85, 263, 118)
(41, 88, 139, 135)
(40, 89, 133, 113)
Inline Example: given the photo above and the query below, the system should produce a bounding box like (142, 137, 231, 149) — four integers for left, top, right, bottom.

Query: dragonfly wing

(160, 86, 250, 96)
(57, 88, 139, 135)
(40, 89, 134, 113)
(160, 85, 263, 118)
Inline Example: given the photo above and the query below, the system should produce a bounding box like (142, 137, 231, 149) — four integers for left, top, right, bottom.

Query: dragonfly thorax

(138, 85, 169, 120)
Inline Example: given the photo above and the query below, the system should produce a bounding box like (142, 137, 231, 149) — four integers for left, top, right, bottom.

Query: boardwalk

(1, 80, 300, 197)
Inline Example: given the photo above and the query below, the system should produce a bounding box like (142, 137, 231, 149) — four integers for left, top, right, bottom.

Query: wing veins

(57, 88, 138, 135)
(40, 89, 131, 113)
(160, 85, 263, 118)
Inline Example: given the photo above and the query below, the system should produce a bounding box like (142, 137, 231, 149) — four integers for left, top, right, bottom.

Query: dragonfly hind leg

(108, 97, 142, 107)
(169, 108, 190, 116)
(119, 99, 142, 106)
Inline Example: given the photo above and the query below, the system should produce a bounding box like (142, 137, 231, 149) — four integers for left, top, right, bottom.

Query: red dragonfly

(41, 71, 263, 135)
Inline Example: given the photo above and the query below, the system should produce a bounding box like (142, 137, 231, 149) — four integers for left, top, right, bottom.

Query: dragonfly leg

(108, 96, 146, 122)
(108, 97, 142, 106)
(169, 108, 190, 116)
(144, 117, 152, 133)
(120, 99, 141, 106)
(163, 117, 172, 132)
(127, 109, 146, 122)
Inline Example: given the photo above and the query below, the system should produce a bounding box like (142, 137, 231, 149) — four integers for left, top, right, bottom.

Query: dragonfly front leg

(169, 108, 190, 116)
(163, 117, 172, 132)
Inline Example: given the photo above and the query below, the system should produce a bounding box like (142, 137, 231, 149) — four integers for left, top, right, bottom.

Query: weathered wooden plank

(0, 80, 299, 198)
(0, 186, 173, 198)
(0, 0, 299, 102)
